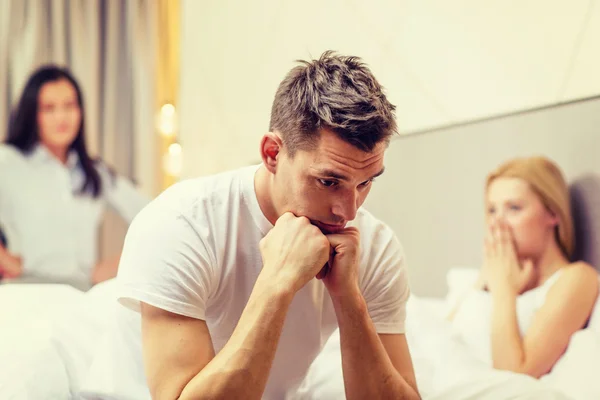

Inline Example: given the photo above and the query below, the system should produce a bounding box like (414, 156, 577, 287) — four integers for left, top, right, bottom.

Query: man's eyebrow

(316, 169, 350, 181)
(370, 167, 385, 180)
(314, 167, 385, 181)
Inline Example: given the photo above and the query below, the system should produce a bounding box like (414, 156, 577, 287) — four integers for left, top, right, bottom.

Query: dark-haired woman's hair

(6, 65, 103, 197)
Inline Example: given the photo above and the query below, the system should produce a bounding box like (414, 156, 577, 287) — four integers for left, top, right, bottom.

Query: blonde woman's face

(486, 177, 558, 259)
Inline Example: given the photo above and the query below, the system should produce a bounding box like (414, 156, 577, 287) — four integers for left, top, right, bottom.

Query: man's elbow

(406, 388, 421, 400)
(148, 383, 185, 400)
(493, 361, 548, 379)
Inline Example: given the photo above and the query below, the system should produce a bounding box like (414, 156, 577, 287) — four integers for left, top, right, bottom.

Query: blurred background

(1, 0, 599, 295)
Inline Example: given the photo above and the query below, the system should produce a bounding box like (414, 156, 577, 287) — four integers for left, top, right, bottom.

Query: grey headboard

(570, 174, 600, 272)
(364, 97, 600, 296)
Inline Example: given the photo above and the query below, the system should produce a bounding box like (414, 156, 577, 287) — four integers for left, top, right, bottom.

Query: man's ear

(260, 132, 283, 174)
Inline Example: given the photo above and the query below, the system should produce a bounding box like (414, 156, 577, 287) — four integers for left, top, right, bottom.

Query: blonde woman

(448, 156, 599, 378)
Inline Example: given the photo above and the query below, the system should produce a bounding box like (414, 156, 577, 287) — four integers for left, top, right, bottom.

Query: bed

(1, 174, 600, 399)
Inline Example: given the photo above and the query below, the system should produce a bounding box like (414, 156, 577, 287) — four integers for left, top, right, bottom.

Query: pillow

(444, 267, 479, 314)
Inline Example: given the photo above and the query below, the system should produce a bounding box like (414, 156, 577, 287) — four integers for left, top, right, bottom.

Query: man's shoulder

(353, 207, 397, 242)
(143, 166, 253, 218)
(353, 207, 406, 265)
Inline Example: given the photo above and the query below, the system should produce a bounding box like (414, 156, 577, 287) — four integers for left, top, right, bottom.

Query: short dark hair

(269, 50, 397, 156)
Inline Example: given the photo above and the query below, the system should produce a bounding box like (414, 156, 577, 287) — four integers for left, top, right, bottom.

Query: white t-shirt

(81, 165, 410, 400)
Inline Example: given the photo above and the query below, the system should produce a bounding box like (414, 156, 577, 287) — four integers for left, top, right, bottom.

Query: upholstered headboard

(364, 97, 600, 296)
(570, 174, 600, 272)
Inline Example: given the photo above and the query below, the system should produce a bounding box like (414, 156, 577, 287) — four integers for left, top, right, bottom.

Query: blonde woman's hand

(484, 219, 537, 296)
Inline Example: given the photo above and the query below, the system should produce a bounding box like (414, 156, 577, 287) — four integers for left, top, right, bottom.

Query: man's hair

(269, 50, 398, 156)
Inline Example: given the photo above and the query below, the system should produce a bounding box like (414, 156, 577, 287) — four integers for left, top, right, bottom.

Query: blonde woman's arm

(490, 262, 598, 377)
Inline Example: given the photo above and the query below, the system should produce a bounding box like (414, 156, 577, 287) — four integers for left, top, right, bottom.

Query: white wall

(179, 0, 600, 178)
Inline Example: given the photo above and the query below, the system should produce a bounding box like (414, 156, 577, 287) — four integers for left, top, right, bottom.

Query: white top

(450, 269, 564, 364)
(0, 144, 150, 290)
(81, 164, 410, 400)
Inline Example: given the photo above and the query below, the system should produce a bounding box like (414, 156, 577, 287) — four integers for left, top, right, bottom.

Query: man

(82, 51, 420, 400)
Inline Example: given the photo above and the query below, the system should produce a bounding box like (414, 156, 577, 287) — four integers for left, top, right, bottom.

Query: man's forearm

(180, 275, 294, 400)
(332, 287, 420, 400)
(491, 289, 526, 371)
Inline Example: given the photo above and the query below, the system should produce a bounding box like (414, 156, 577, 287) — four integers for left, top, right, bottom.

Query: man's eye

(318, 179, 337, 187)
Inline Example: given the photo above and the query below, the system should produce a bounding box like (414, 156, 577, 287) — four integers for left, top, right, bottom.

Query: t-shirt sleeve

(116, 201, 215, 321)
(360, 230, 410, 335)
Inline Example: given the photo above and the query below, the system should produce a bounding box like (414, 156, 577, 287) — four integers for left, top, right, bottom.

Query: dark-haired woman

(0, 65, 150, 290)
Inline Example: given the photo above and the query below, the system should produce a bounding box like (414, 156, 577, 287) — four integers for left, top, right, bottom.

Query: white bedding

(1, 279, 600, 399)
(295, 296, 578, 400)
(0, 281, 118, 399)
(0, 284, 84, 400)
(404, 296, 577, 399)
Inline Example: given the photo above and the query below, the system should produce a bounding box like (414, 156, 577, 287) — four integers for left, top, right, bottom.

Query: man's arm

(332, 289, 420, 400)
(141, 276, 294, 400)
(324, 228, 419, 399)
(139, 212, 331, 400)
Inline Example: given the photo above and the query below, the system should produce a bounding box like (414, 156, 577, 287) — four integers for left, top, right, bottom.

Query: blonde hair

(486, 156, 574, 258)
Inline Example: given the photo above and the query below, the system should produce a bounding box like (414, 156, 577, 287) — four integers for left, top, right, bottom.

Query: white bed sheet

(295, 295, 598, 400)
(0, 284, 85, 400)
(408, 295, 600, 400)
(2, 280, 599, 400)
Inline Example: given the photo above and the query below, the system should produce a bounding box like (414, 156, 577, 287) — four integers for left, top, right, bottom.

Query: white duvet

(1, 280, 600, 399)
(403, 296, 584, 400)
(296, 295, 600, 400)
(0, 284, 82, 399)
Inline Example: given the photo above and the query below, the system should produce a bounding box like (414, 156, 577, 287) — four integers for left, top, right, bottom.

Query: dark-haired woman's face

(37, 79, 81, 154)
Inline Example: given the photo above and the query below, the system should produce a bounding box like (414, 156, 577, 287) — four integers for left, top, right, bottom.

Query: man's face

(272, 129, 386, 233)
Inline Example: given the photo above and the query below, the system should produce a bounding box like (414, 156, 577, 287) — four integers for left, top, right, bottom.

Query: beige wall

(364, 98, 600, 297)
(177, 1, 600, 296)
(178, 0, 600, 179)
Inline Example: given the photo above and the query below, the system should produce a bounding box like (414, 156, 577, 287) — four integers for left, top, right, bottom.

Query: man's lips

(313, 221, 346, 234)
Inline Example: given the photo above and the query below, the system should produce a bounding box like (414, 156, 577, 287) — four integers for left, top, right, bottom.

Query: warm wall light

(156, 103, 178, 137)
(168, 142, 181, 154)
(163, 142, 183, 177)
(156, 0, 180, 189)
